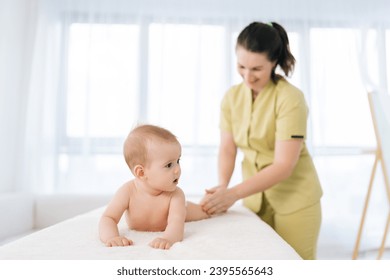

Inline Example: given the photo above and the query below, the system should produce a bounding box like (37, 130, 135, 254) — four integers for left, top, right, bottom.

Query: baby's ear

(133, 164, 145, 179)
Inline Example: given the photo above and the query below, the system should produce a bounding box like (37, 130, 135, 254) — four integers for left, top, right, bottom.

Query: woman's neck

(252, 89, 260, 101)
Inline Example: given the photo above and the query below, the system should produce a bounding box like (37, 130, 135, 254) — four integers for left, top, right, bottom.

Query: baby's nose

(174, 165, 181, 174)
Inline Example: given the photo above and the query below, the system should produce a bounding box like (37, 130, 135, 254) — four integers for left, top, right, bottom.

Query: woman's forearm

(232, 161, 293, 200)
(218, 146, 236, 187)
(218, 131, 237, 188)
(232, 139, 302, 200)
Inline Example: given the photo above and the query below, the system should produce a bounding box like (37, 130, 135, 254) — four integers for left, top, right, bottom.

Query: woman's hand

(199, 185, 220, 205)
(200, 186, 238, 215)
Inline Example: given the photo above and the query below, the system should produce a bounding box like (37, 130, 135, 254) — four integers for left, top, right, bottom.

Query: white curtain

(0, 0, 38, 193)
(1, 0, 390, 195)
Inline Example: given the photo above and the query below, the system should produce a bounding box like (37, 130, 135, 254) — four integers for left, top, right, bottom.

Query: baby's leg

(185, 201, 210, 222)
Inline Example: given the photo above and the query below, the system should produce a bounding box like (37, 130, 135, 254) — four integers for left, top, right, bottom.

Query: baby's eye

(166, 162, 173, 168)
(177, 159, 180, 164)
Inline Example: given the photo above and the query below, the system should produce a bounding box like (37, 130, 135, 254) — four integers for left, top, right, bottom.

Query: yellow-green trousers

(257, 195, 322, 260)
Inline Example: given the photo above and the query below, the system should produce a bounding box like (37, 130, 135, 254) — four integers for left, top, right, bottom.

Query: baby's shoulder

(170, 187, 185, 200)
(116, 180, 136, 196)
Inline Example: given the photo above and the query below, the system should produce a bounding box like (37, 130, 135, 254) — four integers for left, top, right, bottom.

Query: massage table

(0, 203, 301, 260)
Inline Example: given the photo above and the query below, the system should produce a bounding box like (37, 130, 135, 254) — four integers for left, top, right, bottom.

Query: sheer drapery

(0, 0, 38, 192)
(1, 0, 390, 195)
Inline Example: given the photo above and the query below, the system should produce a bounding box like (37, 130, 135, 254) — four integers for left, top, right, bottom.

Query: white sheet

(0, 203, 301, 260)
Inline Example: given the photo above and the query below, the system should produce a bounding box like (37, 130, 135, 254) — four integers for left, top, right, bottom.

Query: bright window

(309, 28, 375, 148)
(148, 23, 227, 146)
(66, 23, 140, 140)
(59, 23, 381, 194)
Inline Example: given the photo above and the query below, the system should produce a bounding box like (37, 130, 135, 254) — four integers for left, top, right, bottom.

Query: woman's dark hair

(236, 21, 295, 82)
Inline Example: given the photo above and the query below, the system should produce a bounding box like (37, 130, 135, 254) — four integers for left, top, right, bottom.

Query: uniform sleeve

(219, 91, 233, 133)
(275, 90, 308, 141)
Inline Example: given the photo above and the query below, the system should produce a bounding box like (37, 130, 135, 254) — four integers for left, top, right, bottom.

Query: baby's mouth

(173, 178, 179, 184)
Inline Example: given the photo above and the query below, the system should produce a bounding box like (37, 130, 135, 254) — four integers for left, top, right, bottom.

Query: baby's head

(123, 124, 180, 174)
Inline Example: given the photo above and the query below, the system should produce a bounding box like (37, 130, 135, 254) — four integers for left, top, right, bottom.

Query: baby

(99, 124, 209, 250)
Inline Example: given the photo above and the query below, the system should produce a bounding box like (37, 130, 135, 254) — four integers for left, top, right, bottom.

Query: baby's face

(143, 140, 182, 192)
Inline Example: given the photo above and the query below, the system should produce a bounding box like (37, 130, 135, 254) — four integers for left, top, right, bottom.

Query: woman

(201, 22, 323, 260)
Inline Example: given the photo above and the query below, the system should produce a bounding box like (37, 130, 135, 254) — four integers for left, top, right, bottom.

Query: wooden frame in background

(352, 91, 390, 260)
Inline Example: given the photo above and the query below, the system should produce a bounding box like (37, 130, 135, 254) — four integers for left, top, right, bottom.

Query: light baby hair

(123, 124, 179, 173)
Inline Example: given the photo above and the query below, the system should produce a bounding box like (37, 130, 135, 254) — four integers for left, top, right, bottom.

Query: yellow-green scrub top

(220, 79, 323, 214)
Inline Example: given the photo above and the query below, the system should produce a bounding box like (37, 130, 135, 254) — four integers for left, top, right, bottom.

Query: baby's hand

(105, 236, 133, 247)
(149, 237, 173, 250)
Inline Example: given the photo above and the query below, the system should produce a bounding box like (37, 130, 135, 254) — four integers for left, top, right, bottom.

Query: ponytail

(269, 22, 295, 79)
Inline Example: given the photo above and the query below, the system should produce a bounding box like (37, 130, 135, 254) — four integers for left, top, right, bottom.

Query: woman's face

(236, 46, 276, 94)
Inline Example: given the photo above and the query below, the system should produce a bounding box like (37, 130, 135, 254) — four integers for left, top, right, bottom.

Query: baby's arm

(185, 201, 210, 221)
(149, 189, 186, 250)
(99, 183, 133, 247)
